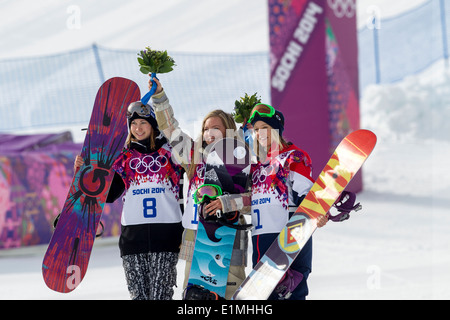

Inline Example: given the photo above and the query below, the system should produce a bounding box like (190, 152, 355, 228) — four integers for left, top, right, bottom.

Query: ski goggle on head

(247, 103, 276, 124)
(193, 184, 223, 204)
(126, 102, 156, 119)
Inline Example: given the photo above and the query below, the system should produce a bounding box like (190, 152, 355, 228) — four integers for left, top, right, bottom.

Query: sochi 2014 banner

(269, 0, 361, 191)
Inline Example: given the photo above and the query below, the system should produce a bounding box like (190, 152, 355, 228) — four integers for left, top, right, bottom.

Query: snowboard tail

(232, 129, 376, 300)
(42, 78, 140, 293)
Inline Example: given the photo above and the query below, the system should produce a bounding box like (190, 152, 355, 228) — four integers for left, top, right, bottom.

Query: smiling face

(203, 116, 226, 145)
(253, 120, 272, 148)
(130, 118, 153, 141)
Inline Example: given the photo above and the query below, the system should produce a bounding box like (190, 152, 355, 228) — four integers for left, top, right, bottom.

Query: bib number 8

(143, 198, 157, 218)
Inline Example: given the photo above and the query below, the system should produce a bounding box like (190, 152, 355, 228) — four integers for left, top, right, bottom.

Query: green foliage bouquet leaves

(232, 93, 261, 123)
(137, 46, 176, 74)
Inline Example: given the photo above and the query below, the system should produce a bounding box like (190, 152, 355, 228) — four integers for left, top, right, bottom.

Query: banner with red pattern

(269, 0, 361, 190)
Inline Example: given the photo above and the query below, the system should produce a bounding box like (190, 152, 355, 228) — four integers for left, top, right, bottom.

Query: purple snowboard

(42, 77, 140, 293)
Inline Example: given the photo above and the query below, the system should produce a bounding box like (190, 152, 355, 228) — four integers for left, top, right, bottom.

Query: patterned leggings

(122, 252, 178, 300)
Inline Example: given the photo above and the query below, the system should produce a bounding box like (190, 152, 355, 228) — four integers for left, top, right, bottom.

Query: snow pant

(122, 252, 178, 300)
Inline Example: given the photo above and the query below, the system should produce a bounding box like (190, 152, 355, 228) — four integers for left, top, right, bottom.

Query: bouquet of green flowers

(232, 93, 261, 123)
(137, 46, 176, 74)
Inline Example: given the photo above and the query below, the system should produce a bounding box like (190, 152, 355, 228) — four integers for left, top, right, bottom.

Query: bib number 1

(254, 209, 263, 230)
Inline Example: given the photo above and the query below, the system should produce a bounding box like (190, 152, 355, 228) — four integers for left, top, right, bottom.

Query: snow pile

(305, 59, 450, 300)
(359, 60, 450, 200)
(361, 60, 450, 143)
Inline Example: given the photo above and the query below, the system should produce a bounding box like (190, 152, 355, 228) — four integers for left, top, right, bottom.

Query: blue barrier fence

(0, 48, 270, 132)
(0, 0, 448, 132)
(359, 0, 450, 89)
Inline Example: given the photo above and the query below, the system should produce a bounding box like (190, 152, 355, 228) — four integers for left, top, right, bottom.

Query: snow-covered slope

(0, 0, 269, 59)
(0, 0, 428, 59)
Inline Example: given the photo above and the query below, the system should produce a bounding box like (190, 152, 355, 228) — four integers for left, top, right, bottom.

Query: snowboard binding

(273, 268, 304, 300)
(183, 284, 225, 300)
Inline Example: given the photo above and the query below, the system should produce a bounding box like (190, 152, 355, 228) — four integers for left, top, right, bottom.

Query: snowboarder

(74, 101, 184, 300)
(210, 103, 330, 300)
(43, 77, 140, 293)
(148, 77, 249, 299)
(247, 103, 322, 299)
(231, 112, 369, 300)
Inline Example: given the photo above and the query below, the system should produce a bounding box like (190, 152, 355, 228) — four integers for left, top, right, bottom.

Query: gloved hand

(328, 191, 362, 222)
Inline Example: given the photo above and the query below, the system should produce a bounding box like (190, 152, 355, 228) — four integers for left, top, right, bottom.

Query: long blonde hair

(187, 109, 237, 179)
(253, 125, 290, 162)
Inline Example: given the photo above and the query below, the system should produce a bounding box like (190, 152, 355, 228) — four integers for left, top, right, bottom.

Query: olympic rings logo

(129, 155, 168, 174)
(252, 164, 277, 184)
(327, 0, 356, 18)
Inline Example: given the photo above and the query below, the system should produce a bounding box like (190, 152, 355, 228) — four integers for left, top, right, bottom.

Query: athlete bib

(121, 182, 181, 226)
(250, 146, 314, 236)
(182, 162, 205, 230)
(113, 144, 183, 226)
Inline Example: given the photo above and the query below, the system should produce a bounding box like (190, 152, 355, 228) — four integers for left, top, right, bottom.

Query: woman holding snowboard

(148, 77, 249, 299)
(205, 103, 331, 300)
(75, 102, 184, 300)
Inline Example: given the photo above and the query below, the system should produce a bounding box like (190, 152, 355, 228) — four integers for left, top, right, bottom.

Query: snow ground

(1, 178, 449, 300)
(0, 0, 428, 59)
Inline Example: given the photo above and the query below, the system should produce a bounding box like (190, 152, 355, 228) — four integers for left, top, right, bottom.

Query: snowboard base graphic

(233, 129, 377, 300)
(42, 77, 140, 293)
(185, 138, 250, 299)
